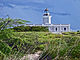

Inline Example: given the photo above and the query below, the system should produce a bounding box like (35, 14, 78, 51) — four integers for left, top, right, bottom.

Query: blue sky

(0, 0, 80, 30)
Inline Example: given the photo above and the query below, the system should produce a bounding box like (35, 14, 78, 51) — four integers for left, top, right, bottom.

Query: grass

(0, 32, 80, 60)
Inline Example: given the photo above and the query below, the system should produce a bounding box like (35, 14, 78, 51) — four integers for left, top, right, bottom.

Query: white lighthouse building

(26, 8, 70, 34)
(43, 8, 52, 24)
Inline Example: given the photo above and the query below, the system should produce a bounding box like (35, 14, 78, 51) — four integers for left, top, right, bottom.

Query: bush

(13, 26, 49, 32)
(62, 32, 69, 35)
(54, 34, 63, 38)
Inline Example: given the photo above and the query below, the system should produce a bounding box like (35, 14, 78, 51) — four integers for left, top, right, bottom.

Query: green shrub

(13, 26, 49, 32)
(54, 34, 63, 38)
(62, 32, 69, 35)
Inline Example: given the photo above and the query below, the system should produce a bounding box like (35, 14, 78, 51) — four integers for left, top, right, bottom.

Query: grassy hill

(0, 32, 80, 60)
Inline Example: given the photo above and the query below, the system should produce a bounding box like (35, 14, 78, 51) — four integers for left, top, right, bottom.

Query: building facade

(26, 8, 70, 34)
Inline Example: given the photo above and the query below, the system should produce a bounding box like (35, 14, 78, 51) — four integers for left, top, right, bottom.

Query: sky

(0, 0, 80, 30)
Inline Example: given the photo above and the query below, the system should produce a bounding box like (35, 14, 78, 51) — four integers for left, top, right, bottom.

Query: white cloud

(5, 0, 47, 4)
(26, 0, 46, 3)
(15, 5, 30, 9)
(9, 4, 16, 7)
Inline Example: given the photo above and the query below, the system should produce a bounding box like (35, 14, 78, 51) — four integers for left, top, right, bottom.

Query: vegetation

(0, 17, 29, 60)
(0, 31, 80, 60)
(12, 26, 49, 32)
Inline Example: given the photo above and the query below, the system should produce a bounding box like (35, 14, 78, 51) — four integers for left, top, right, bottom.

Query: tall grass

(0, 32, 80, 60)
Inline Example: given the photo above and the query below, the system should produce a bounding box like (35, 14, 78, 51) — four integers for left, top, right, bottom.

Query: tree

(0, 17, 30, 30)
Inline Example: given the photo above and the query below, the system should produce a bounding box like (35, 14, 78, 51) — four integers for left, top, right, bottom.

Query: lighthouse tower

(43, 8, 52, 24)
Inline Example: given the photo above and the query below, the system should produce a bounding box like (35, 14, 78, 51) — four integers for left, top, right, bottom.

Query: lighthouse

(26, 8, 70, 34)
(43, 8, 52, 24)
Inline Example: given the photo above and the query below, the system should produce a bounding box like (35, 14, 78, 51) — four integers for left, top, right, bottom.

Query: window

(56, 28, 57, 31)
(64, 28, 66, 31)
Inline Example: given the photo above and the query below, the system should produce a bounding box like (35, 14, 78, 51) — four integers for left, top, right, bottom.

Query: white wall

(49, 24, 70, 33)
